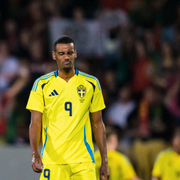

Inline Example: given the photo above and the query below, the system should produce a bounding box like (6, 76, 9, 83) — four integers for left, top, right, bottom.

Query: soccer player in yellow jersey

(95, 127, 141, 180)
(26, 35, 109, 180)
(152, 128, 180, 180)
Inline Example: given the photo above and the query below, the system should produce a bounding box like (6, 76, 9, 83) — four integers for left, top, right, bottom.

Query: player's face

(173, 135, 180, 154)
(52, 43, 77, 72)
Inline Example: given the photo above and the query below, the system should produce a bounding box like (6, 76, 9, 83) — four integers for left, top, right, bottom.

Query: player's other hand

(100, 162, 110, 180)
(31, 152, 44, 173)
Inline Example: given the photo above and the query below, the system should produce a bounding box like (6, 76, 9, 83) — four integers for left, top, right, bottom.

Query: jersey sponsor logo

(77, 85, 86, 103)
(49, 89, 59, 96)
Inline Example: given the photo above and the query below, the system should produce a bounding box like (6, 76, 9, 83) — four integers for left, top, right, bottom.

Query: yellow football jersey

(26, 69, 106, 164)
(94, 150, 136, 180)
(152, 148, 180, 180)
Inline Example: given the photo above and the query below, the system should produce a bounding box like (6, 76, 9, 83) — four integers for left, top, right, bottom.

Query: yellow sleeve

(26, 78, 44, 113)
(89, 79, 106, 113)
(121, 155, 136, 180)
(152, 153, 163, 177)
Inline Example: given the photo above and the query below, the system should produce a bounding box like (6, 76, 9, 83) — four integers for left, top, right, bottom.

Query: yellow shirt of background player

(152, 148, 180, 180)
(94, 150, 136, 180)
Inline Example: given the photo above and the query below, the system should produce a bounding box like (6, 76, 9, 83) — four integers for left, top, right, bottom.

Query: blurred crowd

(1, 0, 180, 179)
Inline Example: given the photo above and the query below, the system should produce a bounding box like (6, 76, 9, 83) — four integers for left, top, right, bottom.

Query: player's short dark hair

(173, 127, 180, 139)
(53, 35, 75, 51)
(106, 126, 118, 142)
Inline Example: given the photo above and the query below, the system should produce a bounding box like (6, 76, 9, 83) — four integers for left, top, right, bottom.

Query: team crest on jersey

(77, 85, 86, 102)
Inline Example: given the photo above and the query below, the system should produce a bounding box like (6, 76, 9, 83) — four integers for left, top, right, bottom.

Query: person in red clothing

(130, 40, 155, 100)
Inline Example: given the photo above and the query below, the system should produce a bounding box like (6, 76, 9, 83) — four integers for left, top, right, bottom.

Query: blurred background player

(94, 126, 142, 180)
(127, 85, 173, 180)
(151, 127, 180, 180)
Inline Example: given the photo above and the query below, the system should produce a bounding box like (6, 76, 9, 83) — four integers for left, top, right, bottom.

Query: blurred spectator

(154, 41, 175, 89)
(0, 40, 19, 92)
(94, 126, 141, 180)
(98, 8, 130, 29)
(75, 59, 91, 74)
(43, 0, 61, 18)
(159, 42, 175, 77)
(102, 70, 118, 108)
(16, 28, 31, 58)
(165, 54, 180, 125)
(106, 84, 136, 130)
(128, 85, 174, 180)
(103, 27, 121, 70)
(173, 29, 180, 55)
(130, 40, 155, 99)
(116, 30, 134, 85)
(4, 18, 19, 54)
(29, 38, 54, 77)
(21, 1, 47, 39)
(4, 59, 30, 144)
(152, 127, 180, 180)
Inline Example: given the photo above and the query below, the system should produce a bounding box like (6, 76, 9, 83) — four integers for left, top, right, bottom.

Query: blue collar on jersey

(55, 69, 79, 77)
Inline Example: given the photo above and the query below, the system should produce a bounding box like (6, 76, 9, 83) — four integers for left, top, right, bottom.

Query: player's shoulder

(156, 148, 173, 160)
(31, 71, 56, 92)
(35, 71, 56, 83)
(108, 150, 130, 162)
(107, 151, 131, 164)
(77, 70, 101, 90)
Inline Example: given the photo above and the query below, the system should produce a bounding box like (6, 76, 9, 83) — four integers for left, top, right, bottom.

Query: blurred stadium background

(1, 0, 180, 179)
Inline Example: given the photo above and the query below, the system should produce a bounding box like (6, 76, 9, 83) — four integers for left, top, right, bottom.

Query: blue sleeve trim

(79, 71, 101, 91)
(84, 125, 95, 163)
(31, 72, 55, 92)
(41, 126, 48, 158)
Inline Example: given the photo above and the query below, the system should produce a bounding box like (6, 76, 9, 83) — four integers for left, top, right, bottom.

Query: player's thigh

(40, 164, 69, 180)
(70, 162, 96, 180)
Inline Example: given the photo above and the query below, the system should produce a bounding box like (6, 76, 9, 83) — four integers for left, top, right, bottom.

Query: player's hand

(100, 162, 110, 180)
(31, 152, 44, 173)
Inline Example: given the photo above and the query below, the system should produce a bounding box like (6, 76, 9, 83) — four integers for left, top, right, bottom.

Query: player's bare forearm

(91, 111, 109, 180)
(29, 111, 42, 154)
(29, 110, 43, 172)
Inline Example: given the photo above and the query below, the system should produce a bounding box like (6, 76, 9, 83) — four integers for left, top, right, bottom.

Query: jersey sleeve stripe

(84, 125, 95, 163)
(31, 78, 40, 92)
(41, 126, 48, 158)
(31, 72, 55, 92)
(79, 71, 101, 91)
(31, 72, 54, 92)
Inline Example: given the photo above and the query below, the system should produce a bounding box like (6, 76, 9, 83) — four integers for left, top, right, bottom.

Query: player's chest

(42, 79, 93, 105)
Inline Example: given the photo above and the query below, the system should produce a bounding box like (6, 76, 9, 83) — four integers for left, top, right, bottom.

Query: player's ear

(74, 50, 77, 58)
(52, 51, 56, 61)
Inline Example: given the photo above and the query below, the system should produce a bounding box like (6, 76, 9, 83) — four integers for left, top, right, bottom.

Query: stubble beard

(63, 66, 73, 73)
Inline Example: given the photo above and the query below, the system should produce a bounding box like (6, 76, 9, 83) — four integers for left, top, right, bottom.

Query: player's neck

(58, 69, 75, 82)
